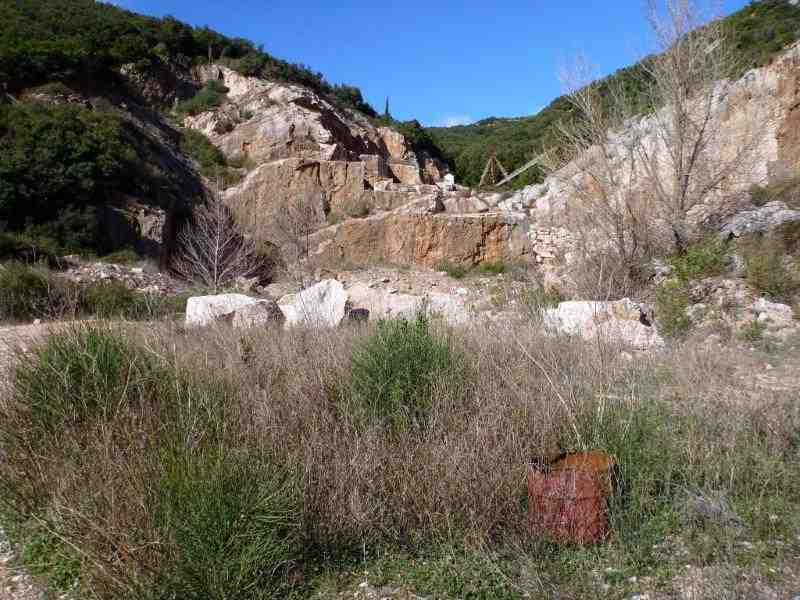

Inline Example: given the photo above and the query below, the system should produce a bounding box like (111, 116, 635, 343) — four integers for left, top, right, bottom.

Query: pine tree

(384, 97, 391, 120)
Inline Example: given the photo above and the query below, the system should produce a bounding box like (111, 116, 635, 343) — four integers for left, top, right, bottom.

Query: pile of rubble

(59, 256, 188, 296)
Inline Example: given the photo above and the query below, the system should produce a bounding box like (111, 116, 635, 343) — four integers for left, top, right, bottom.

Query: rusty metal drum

(527, 451, 616, 545)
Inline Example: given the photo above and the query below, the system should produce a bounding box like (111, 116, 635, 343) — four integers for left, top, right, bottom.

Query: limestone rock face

(278, 279, 348, 328)
(501, 43, 800, 255)
(225, 158, 368, 226)
(184, 65, 448, 229)
(718, 201, 800, 238)
(310, 212, 529, 268)
(543, 299, 663, 349)
(185, 294, 284, 328)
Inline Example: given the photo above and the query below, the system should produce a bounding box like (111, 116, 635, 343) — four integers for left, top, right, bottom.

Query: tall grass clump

(349, 315, 453, 430)
(0, 326, 299, 599)
(655, 280, 692, 338)
(742, 238, 797, 301)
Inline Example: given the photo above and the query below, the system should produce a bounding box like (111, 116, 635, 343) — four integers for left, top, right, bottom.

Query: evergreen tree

(384, 97, 391, 120)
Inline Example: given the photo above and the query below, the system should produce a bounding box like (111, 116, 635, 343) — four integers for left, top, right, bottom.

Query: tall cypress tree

(384, 97, 391, 120)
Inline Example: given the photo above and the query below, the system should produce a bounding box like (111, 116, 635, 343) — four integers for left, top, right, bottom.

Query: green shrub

(349, 316, 452, 430)
(98, 248, 140, 265)
(179, 128, 226, 176)
(738, 319, 767, 343)
(669, 237, 727, 282)
(0, 262, 78, 321)
(436, 261, 469, 279)
(0, 232, 61, 264)
(476, 261, 507, 275)
(12, 327, 153, 439)
(519, 285, 563, 315)
(776, 220, 800, 255)
(0, 103, 137, 253)
(655, 281, 692, 338)
(749, 176, 800, 209)
(79, 281, 138, 317)
(79, 282, 187, 320)
(0, 263, 50, 321)
(157, 455, 298, 599)
(175, 81, 228, 117)
(744, 243, 795, 300)
(4, 327, 299, 599)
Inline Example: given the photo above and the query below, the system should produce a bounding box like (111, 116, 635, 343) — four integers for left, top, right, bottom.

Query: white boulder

(347, 283, 425, 320)
(427, 292, 470, 326)
(278, 279, 348, 328)
(750, 297, 798, 338)
(543, 298, 664, 349)
(185, 294, 284, 328)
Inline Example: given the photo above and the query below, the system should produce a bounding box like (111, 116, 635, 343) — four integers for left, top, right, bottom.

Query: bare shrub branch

(549, 0, 764, 298)
(173, 186, 261, 293)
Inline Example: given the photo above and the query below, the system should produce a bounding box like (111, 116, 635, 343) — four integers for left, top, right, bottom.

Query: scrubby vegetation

(668, 237, 728, 282)
(741, 237, 798, 302)
(175, 80, 229, 116)
(436, 260, 510, 279)
(654, 280, 692, 339)
(349, 316, 453, 430)
(0, 262, 185, 322)
(0, 103, 138, 253)
(1, 319, 798, 598)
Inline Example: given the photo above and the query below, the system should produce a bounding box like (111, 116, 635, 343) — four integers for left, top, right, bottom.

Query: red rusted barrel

(527, 451, 616, 545)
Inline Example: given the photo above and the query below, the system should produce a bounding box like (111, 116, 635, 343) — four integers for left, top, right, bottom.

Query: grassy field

(0, 314, 797, 599)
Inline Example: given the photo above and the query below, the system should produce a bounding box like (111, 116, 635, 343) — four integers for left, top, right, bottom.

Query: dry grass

(0, 317, 798, 598)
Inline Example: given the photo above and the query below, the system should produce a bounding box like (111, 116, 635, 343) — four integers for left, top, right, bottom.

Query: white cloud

(435, 115, 474, 127)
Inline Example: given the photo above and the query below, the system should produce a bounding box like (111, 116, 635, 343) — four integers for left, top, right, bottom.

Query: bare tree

(269, 191, 325, 287)
(550, 0, 761, 278)
(174, 186, 261, 293)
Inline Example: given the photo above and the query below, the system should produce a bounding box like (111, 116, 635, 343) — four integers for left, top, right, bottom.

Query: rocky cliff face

(127, 42, 800, 276)
(181, 65, 447, 227)
(498, 43, 800, 266)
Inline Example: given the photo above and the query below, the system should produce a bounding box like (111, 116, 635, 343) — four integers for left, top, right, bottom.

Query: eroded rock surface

(543, 299, 664, 349)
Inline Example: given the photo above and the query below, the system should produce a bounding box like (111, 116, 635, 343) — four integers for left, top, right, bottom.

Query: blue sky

(111, 0, 751, 126)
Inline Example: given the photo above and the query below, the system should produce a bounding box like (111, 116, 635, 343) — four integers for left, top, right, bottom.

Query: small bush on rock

(175, 81, 228, 116)
(349, 315, 452, 430)
(669, 237, 728, 282)
(476, 261, 507, 275)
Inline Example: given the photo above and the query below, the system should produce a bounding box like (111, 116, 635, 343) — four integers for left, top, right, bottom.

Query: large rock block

(310, 213, 529, 268)
(278, 279, 348, 328)
(185, 294, 284, 328)
(543, 299, 663, 349)
(346, 283, 425, 320)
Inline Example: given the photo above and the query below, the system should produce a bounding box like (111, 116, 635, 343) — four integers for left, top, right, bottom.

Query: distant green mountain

(428, 0, 800, 190)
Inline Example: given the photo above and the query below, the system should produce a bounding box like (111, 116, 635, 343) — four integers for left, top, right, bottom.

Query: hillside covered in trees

(0, 0, 377, 114)
(0, 0, 388, 257)
(428, 0, 800, 190)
